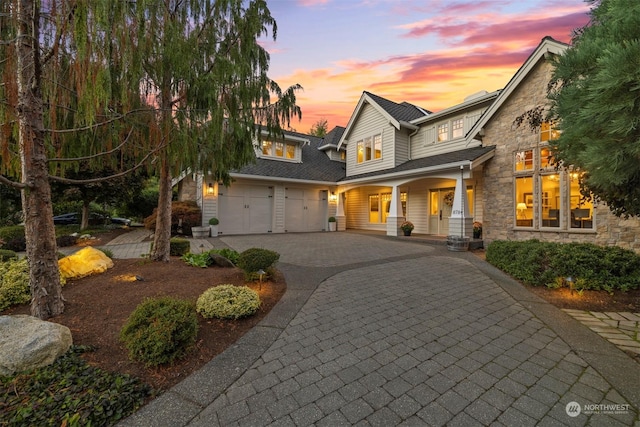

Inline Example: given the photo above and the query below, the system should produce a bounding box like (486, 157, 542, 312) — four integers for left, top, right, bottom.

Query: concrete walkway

(112, 232, 639, 426)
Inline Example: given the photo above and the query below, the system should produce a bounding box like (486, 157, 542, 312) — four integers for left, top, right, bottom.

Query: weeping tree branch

(48, 129, 133, 162)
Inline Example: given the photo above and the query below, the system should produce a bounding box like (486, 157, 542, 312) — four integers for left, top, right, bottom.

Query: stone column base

(448, 217, 474, 238)
(387, 216, 404, 236)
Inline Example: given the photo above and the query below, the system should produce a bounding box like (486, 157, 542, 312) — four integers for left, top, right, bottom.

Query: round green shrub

(169, 237, 190, 256)
(0, 249, 18, 262)
(0, 258, 30, 311)
(237, 248, 279, 273)
(120, 297, 198, 367)
(196, 285, 261, 319)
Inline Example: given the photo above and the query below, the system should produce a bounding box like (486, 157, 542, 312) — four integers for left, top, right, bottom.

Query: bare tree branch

(0, 174, 27, 189)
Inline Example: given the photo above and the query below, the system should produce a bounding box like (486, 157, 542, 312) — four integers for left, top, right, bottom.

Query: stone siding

(481, 58, 640, 253)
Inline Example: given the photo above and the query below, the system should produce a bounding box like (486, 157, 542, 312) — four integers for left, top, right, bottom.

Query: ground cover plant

(196, 285, 261, 319)
(1, 230, 286, 425)
(485, 239, 640, 292)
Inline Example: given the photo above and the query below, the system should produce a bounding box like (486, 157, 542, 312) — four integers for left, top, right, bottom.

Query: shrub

(120, 297, 198, 367)
(0, 225, 26, 252)
(237, 248, 280, 280)
(196, 285, 261, 319)
(143, 201, 201, 236)
(486, 239, 640, 292)
(0, 249, 18, 262)
(56, 234, 77, 248)
(169, 238, 190, 256)
(100, 248, 114, 259)
(208, 217, 219, 225)
(181, 252, 212, 268)
(209, 248, 239, 265)
(0, 258, 30, 311)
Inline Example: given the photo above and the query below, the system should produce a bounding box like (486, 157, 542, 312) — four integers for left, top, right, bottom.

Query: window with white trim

(437, 123, 449, 142)
(452, 118, 464, 138)
(261, 140, 297, 160)
(356, 133, 382, 163)
(369, 191, 407, 223)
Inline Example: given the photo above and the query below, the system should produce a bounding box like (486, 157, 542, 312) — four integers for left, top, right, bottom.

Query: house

(178, 36, 640, 253)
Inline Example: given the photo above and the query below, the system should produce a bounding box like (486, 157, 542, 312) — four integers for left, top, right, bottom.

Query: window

(262, 140, 297, 160)
(570, 172, 593, 229)
(540, 146, 553, 169)
(452, 119, 464, 139)
(438, 123, 449, 142)
(540, 174, 560, 228)
(515, 177, 533, 227)
(369, 191, 407, 223)
(540, 121, 560, 142)
(515, 150, 533, 171)
(356, 133, 382, 163)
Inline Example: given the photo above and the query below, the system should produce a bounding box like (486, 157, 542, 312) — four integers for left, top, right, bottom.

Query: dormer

(318, 126, 347, 162)
(257, 132, 309, 163)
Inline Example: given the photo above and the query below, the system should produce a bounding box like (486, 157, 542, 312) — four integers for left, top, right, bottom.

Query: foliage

(208, 217, 219, 225)
(181, 252, 212, 268)
(144, 201, 202, 236)
(56, 235, 78, 248)
(486, 240, 640, 292)
(328, 216, 336, 222)
(120, 177, 161, 221)
(209, 248, 240, 265)
(0, 258, 30, 311)
(400, 221, 414, 232)
(0, 226, 25, 252)
(237, 248, 280, 280)
(0, 346, 151, 426)
(100, 248, 114, 259)
(546, 0, 640, 217)
(0, 249, 17, 262)
(309, 118, 329, 137)
(169, 238, 191, 257)
(120, 297, 198, 367)
(196, 285, 261, 319)
(0, 185, 21, 226)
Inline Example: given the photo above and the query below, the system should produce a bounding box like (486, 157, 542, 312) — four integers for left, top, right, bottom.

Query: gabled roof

(318, 126, 346, 150)
(338, 92, 430, 149)
(340, 146, 495, 183)
(466, 36, 568, 141)
(232, 130, 345, 183)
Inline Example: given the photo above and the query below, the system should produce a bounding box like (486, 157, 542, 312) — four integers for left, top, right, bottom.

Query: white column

(386, 185, 404, 236)
(449, 166, 472, 237)
(336, 191, 346, 231)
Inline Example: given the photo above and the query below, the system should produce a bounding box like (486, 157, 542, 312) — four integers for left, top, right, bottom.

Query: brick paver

(119, 232, 640, 426)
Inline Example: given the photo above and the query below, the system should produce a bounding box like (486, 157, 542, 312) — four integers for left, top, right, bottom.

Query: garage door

(285, 188, 326, 232)
(218, 184, 273, 235)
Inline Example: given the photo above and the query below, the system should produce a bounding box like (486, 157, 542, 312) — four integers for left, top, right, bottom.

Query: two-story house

(178, 36, 640, 253)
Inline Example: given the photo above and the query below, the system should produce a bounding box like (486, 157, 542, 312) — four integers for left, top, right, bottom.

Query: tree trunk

(16, 0, 64, 319)
(150, 152, 172, 262)
(80, 200, 90, 230)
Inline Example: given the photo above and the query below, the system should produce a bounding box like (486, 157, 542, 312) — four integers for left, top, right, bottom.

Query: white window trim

(356, 133, 383, 164)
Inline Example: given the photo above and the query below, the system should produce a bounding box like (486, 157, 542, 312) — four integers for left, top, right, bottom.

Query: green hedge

(486, 240, 640, 292)
(169, 238, 190, 256)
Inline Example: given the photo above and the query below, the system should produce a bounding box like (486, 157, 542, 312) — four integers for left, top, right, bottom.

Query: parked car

(53, 212, 130, 226)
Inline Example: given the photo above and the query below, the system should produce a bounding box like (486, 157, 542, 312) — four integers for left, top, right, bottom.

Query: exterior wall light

(207, 183, 214, 195)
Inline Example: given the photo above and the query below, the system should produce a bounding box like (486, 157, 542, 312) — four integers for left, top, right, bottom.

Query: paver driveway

(121, 232, 639, 426)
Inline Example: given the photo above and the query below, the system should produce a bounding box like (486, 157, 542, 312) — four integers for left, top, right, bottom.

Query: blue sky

(260, 0, 592, 132)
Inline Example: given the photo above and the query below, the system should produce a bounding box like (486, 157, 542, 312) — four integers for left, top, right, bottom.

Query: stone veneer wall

(481, 58, 640, 253)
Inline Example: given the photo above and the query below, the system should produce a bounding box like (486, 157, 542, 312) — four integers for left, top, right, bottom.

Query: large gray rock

(0, 315, 73, 376)
(209, 253, 235, 268)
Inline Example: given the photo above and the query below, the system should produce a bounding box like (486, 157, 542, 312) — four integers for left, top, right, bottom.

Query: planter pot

(209, 225, 218, 237)
(328, 222, 336, 231)
(447, 235, 470, 252)
(191, 226, 210, 238)
(403, 229, 412, 236)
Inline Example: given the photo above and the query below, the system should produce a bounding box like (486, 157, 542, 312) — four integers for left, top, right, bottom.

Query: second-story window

(262, 140, 297, 160)
(356, 133, 382, 163)
(438, 123, 449, 142)
(452, 118, 464, 138)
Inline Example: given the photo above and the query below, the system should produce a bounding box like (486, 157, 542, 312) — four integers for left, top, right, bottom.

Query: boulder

(0, 315, 72, 376)
(209, 253, 235, 268)
(58, 246, 114, 280)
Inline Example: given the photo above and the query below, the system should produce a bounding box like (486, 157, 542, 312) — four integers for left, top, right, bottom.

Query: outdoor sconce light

(207, 183, 214, 195)
(329, 191, 337, 202)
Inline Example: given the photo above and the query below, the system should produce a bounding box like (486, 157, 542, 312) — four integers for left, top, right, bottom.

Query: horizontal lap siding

(346, 104, 396, 177)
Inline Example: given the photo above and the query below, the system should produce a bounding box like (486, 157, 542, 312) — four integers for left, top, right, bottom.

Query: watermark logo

(566, 401, 581, 417)
(565, 401, 631, 417)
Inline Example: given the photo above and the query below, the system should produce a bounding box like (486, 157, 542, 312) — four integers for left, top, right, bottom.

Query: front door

(428, 188, 454, 235)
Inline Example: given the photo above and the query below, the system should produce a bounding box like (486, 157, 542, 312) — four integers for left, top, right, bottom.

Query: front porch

(345, 229, 484, 250)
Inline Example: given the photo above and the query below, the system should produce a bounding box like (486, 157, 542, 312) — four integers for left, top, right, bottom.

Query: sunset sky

(261, 0, 592, 133)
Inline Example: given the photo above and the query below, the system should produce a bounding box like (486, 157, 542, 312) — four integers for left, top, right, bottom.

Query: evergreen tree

(309, 118, 329, 137)
(549, 0, 640, 217)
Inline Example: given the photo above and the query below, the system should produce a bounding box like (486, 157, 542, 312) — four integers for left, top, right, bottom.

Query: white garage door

(218, 184, 273, 235)
(285, 188, 326, 232)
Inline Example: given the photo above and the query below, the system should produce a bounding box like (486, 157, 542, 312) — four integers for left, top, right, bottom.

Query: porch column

(386, 185, 404, 236)
(448, 166, 473, 237)
(336, 191, 346, 231)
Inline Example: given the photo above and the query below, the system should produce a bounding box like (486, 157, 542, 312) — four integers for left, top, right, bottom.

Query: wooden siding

(346, 103, 396, 177)
(410, 107, 487, 159)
